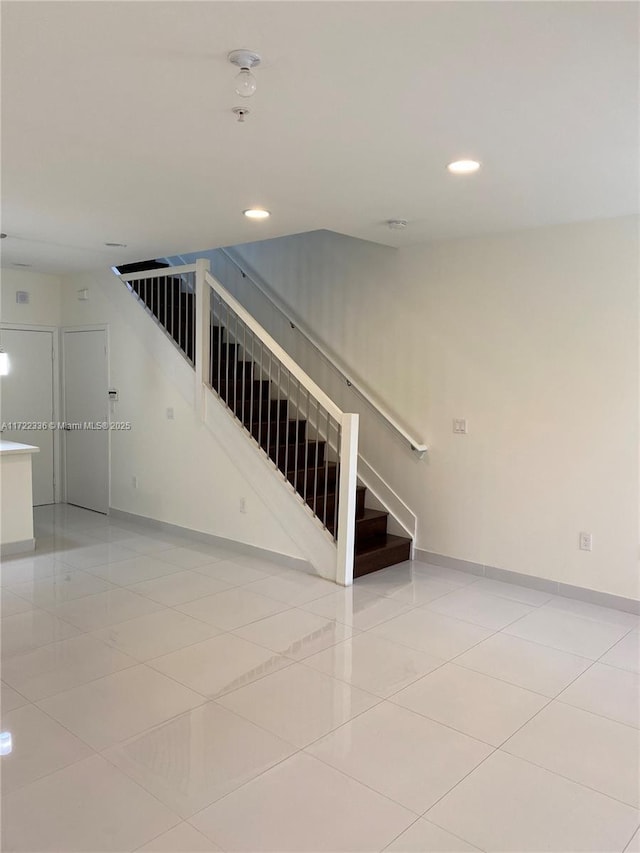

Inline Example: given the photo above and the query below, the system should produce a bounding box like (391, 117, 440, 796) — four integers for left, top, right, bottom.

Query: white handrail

(119, 263, 198, 282)
(218, 247, 428, 458)
(205, 270, 344, 423)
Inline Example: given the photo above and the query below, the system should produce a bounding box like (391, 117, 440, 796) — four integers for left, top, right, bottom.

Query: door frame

(0, 323, 61, 504)
(61, 324, 111, 513)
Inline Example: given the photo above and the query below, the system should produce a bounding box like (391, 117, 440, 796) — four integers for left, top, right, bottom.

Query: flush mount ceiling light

(105, 242, 127, 248)
(228, 49, 261, 98)
(387, 219, 408, 230)
(243, 208, 270, 220)
(447, 159, 481, 174)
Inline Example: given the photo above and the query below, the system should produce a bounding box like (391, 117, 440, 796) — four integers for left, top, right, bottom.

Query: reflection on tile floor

(1, 504, 639, 852)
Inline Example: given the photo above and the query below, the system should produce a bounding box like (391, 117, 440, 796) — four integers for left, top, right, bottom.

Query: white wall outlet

(132, 476, 138, 489)
(239, 497, 247, 514)
(453, 418, 468, 434)
(166, 407, 174, 420)
(579, 531, 593, 551)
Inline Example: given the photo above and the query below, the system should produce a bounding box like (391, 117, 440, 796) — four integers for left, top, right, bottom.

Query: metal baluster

(242, 321, 247, 436)
(217, 296, 222, 395)
(303, 388, 310, 507)
(266, 352, 272, 462)
(233, 313, 239, 416)
(274, 362, 281, 471)
(323, 409, 330, 529)
(177, 276, 184, 351)
(312, 398, 320, 518)
(248, 330, 255, 441)
(257, 339, 264, 450)
(283, 368, 291, 479)
(292, 377, 299, 503)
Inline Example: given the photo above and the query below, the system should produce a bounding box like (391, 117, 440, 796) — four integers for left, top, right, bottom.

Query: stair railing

(216, 247, 428, 459)
(199, 263, 359, 586)
(118, 259, 359, 585)
(119, 264, 197, 365)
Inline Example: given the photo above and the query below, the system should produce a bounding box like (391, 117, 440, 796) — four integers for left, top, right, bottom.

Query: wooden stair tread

(354, 533, 412, 578)
(358, 508, 388, 523)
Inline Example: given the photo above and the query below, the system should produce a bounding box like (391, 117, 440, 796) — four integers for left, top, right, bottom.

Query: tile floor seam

(485, 646, 605, 750)
(0, 613, 90, 660)
(418, 742, 500, 819)
(108, 736, 304, 827)
(595, 625, 639, 659)
(2, 702, 103, 791)
(294, 646, 446, 701)
(145, 643, 298, 702)
(382, 691, 504, 749)
(299, 743, 426, 818)
(622, 824, 640, 853)
(171, 592, 298, 631)
(31, 661, 209, 750)
(97, 722, 284, 825)
(500, 620, 635, 660)
(450, 658, 568, 700)
(184, 742, 420, 844)
(381, 815, 487, 853)
(4, 650, 141, 702)
(228, 614, 361, 663)
(554, 696, 640, 731)
(496, 742, 640, 812)
(69, 752, 186, 840)
(379, 815, 426, 853)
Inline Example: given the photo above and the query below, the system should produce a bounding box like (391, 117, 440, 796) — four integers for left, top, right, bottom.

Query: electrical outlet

(579, 531, 593, 551)
(453, 418, 468, 434)
(132, 476, 138, 489)
(239, 497, 247, 514)
(166, 407, 174, 420)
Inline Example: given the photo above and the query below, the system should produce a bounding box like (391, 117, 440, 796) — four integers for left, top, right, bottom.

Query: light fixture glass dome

(235, 68, 257, 98)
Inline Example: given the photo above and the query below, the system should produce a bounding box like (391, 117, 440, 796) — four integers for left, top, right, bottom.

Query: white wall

(1, 269, 62, 326)
(59, 269, 306, 561)
(226, 218, 639, 600)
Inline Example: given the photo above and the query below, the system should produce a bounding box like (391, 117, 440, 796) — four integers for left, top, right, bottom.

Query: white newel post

(336, 412, 359, 586)
(194, 258, 211, 417)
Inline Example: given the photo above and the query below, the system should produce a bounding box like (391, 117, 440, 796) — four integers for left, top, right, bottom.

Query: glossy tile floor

(1, 505, 639, 852)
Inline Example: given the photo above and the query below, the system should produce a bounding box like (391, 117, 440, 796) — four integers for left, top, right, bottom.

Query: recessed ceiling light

(13, 262, 31, 267)
(243, 209, 270, 220)
(105, 242, 128, 248)
(447, 160, 481, 174)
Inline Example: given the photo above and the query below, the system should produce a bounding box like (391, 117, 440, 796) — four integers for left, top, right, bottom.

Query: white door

(0, 328, 55, 505)
(63, 329, 109, 514)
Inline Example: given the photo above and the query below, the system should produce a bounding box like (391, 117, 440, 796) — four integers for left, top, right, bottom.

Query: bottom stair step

(354, 534, 412, 579)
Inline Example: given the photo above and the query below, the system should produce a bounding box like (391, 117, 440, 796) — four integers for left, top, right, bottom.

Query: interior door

(63, 328, 109, 514)
(0, 328, 55, 505)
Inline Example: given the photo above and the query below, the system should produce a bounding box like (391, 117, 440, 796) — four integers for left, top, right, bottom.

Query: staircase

(120, 262, 412, 579)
